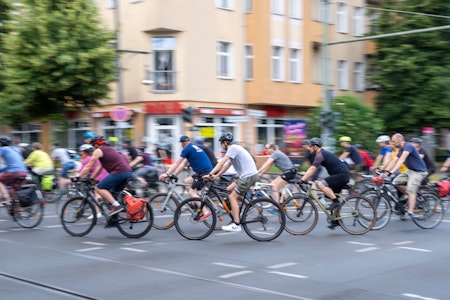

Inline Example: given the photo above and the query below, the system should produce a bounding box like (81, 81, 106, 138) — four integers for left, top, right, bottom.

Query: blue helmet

(83, 131, 96, 139)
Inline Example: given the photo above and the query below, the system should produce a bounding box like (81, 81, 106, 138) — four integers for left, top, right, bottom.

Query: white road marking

(120, 247, 147, 253)
(44, 224, 62, 228)
(268, 271, 307, 279)
(392, 241, 414, 245)
(213, 262, 246, 268)
(75, 247, 103, 252)
(402, 292, 439, 300)
(122, 241, 152, 246)
(348, 241, 375, 246)
(268, 262, 298, 269)
(219, 270, 253, 278)
(398, 247, 432, 253)
(355, 247, 380, 253)
(82, 241, 106, 246)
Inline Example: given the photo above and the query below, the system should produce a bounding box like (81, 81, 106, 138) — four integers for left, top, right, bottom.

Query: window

(244, 0, 252, 13)
(311, 0, 329, 23)
(271, 46, 284, 81)
(354, 62, 365, 92)
(337, 60, 349, 90)
(216, 0, 233, 10)
(217, 41, 233, 78)
(152, 37, 176, 92)
(289, 48, 302, 83)
(11, 123, 41, 145)
(353, 7, 365, 36)
(289, 0, 302, 19)
(336, 2, 348, 33)
(244, 45, 253, 80)
(271, 0, 284, 15)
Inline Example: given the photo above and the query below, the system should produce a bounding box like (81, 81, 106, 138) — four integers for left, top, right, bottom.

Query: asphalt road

(1, 200, 450, 300)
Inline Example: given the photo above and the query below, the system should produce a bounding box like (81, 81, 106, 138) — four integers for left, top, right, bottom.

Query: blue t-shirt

(180, 144, 213, 174)
(397, 142, 427, 172)
(379, 145, 392, 156)
(0, 146, 28, 172)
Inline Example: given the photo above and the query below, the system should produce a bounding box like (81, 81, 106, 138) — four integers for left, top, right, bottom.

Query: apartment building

(10, 0, 370, 156)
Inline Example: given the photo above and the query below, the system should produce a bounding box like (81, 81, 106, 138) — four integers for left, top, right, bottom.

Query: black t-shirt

(312, 149, 349, 175)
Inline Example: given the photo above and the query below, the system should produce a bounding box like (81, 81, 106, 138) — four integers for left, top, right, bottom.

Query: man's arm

(339, 150, 349, 161)
(258, 157, 274, 176)
(386, 151, 409, 175)
(301, 165, 317, 182)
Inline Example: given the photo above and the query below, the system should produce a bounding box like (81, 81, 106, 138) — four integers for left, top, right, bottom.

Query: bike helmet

(409, 137, 423, 144)
(339, 136, 352, 142)
(79, 144, 93, 153)
(302, 139, 311, 146)
(83, 131, 96, 139)
(218, 132, 233, 143)
(375, 135, 390, 143)
(90, 135, 106, 146)
(0, 135, 12, 146)
(309, 137, 323, 147)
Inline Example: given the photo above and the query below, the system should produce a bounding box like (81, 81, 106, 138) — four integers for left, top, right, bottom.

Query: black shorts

(323, 173, 350, 193)
(191, 172, 209, 191)
(280, 168, 297, 182)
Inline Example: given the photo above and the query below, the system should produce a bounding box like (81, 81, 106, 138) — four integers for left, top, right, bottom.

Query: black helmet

(0, 135, 12, 146)
(409, 137, 423, 144)
(302, 139, 311, 146)
(90, 135, 106, 146)
(219, 132, 233, 143)
(122, 138, 131, 144)
(309, 137, 323, 147)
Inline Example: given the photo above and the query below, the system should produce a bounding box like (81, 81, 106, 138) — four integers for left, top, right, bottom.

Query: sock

(113, 201, 120, 207)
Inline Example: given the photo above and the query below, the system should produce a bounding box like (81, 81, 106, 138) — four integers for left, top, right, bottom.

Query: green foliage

(307, 95, 385, 153)
(369, 0, 450, 133)
(0, 0, 116, 125)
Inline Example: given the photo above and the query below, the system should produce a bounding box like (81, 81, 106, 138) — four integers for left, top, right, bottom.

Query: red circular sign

(110, 106, 132, 122)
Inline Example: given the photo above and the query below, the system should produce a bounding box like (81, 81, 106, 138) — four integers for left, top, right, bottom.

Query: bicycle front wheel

(412, 193, 444, 229)
(116, 202, 154, 238)
(148, 192, 180, 230)
(282, 194, 318, 235)
(174, 198, 216, 240)
(337, 195, 376, 235)
(242, 198, 286, 242)
(14, 201, 44, 229)
(360, 189, 392, 230)
(60, 197, 96, 237)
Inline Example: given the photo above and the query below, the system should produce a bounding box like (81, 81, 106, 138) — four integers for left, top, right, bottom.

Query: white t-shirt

(225, 144, 258, 179)
(51, 148, 72, 165)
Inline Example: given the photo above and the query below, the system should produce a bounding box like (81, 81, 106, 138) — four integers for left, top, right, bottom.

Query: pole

(321, 0, 333, 150)
(114, 0, 123, 106)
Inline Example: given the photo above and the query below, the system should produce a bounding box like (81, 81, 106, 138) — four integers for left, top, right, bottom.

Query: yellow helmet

(339, 136, 352, 142)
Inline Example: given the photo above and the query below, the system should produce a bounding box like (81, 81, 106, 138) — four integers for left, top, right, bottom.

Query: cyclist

(24, 142, 55, 176)
(257, 143, 296, 204)
(122, 138, 139, 163)
(354, 144, 374, 175)
(371, 135, 392, 171)
(0, 136, 29, 203)
(206, 132, 259, 232)
(300, 137, 350, 229)
(338, 136, 363, 171)
(159, 135, 213, 220)
(409, 137, 435, 182)
(130, 146, 158, 191)
(76, 136, 132, 217)
(51, 142, 76, 178)
(383, 133, 428, 219)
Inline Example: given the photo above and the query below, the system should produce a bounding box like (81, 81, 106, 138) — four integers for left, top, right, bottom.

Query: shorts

(393, 170, 427, 195)
(280, 168, 297, 182)
(0, 171, 29, 185)
(322, 173, 350, 193)
(97, 172, 132, 192)
(191, 171, 210, 191)
(235, 173, 259, 196)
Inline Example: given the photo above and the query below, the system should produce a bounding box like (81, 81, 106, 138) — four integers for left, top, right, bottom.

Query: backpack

(16, 184, 41, 207)
(359, 150, 374, 167)
(123, 194, 146, 220)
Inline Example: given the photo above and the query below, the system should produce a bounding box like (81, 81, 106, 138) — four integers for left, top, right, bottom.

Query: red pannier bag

(123, 194, 146, 220)
(436, 181, 450, 197)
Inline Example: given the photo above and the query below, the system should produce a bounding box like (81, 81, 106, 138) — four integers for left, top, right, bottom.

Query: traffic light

(182, 106, 196, 123)
(318, 110, 340, 132)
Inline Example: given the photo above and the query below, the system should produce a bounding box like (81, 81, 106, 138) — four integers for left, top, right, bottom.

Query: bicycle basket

(123, 194, 146, 220)
(17, 184, 41, 207)
(372, 177, 384, 185)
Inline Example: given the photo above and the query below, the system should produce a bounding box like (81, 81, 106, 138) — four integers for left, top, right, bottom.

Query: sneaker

(107, 205, 124, 217)
(327, 201, 341, 211)
(267, 208, 279, 215)
(87, 212, 103, 220)
(405, 212, 422, 220)
(328, 220, 339, 229)
(199, 211, 212, 221)
(221, 223, 242, 232)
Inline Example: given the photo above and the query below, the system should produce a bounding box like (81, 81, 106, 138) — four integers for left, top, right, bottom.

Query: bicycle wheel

(174, 198, 216, 240)
(412, 193, 444, 229)
(13, 201, 44, 229)
(42, 189, 61, 203)
(60, 197, 96, 237)
(337, 195, 376, 235)
(148, 192, 180, 230)
(241, 198, 286, 242)
(282, 194, 318, 235)
(360, 189, 392, 230)
(116, 202, 154, 238)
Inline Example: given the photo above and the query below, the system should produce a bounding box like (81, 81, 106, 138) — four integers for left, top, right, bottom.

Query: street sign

(110, 106, 132, 122)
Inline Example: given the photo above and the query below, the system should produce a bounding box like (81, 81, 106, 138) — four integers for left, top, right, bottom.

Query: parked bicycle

(60, 177, 154, 238)
(173, 179, 286, 242)
(360, 175, 444, 230)
(281, 181, 377, 235)
(1, 176, 44, 228)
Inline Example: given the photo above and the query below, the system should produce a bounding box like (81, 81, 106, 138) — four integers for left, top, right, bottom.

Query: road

(1, 200, 450, 300)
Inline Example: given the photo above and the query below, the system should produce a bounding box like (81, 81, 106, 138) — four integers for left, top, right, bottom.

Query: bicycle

(360, 175, 444, 230)
(60, 177, 154, 238)
(281, 181, 377, 235)
(147, 175, 190, 230)
(173, 179, 286, 242)
(1, 176, 45, 228)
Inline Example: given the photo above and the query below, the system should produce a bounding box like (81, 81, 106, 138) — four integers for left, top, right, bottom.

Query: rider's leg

(270, 176, 286, 203)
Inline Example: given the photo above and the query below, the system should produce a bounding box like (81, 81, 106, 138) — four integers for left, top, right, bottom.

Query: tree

(369, 0, 450, 133)
(0, 0, 116, 125)
(307, 95, 385, 153)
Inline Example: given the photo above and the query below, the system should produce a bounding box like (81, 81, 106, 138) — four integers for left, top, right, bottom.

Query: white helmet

(79, 144, 93, 153)
(376, 135, 390, 143)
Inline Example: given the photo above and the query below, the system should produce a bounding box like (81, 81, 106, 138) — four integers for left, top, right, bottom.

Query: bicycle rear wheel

(116, 202, 154, 238)
(14, 201, 44, 229)
(148, 192, 180, 230)
(282, 194, 318, 235)
(412, 193, 444, 229)
(42, 189, 60, 203)
(174, 198, 216, 240)
(360, 189, 392, 230)
(337, 195, 376, 235)
(60, 197, 96, 237)
(242, 198, 286, 241)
